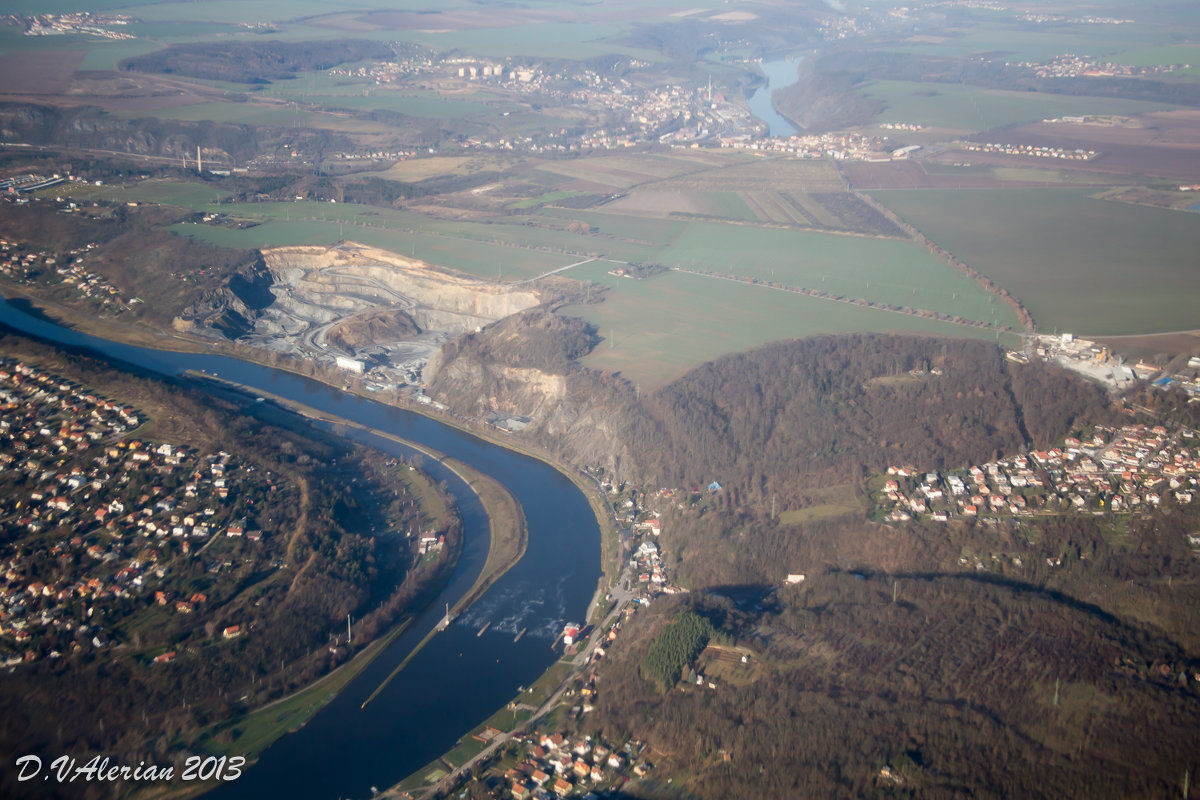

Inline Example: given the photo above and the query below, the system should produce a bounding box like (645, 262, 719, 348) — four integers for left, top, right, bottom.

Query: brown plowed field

(0, 48, 86, 96)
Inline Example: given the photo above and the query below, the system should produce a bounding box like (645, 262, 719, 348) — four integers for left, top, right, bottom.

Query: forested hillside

(622, 334, 1113, 490)
(499, 329, 1200, 799)
(585, 496, 1200, 799)
(121, 40, 394, 84)
(432, 324, 1113, 499)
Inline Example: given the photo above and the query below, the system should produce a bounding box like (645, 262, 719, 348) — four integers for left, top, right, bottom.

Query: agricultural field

(168, 201, 587, 279)
(871, 187, 1200, 336)
(395, 22, 660, 62)
(600, 190, 760, 221)
(366, 156, 508, 182)
(532, 208, 689, 250)
(599, 186, 905, 235)
(76, 180, 233, 207)
(633, 156, 847, 194)
(110, 100, 393, 134)
(107, 0, 351, 26)
(877, 18, 1178, 63)
(562, 263, 1005, 390)
(267, 81, 496, 119)
(1114, 45, 1200, 75)
(960, 112, 1200, 183)
(529, 152, 723, 191)
(533, 204, 1010, 328)
(651, 221, 1014, 327)
(859, 80, 1182, 133)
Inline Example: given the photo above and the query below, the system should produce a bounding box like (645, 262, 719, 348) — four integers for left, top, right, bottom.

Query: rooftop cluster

(0, 237, 128, 313)
(0, 360, 294, 666)
(877, 423, 1199, 526)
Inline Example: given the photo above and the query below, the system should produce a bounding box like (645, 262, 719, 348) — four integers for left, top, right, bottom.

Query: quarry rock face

(257, 243, 542, 340)
(180, 242, 542, 349)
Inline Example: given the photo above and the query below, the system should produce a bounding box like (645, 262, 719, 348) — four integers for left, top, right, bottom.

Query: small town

(331, 55, 765, 152)
(321, 50, 927, 157)
(0, 360, 295, 666)
(6, 12, 137, 40)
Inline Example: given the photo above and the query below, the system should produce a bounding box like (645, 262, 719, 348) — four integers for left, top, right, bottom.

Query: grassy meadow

(871, 187, 1200, 335)
(861, 80, 1182, 132)
(563, 263, 1008, 390)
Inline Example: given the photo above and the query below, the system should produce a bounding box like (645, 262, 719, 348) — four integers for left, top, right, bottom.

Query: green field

(861, 80, 1181, 132)
(110, 100, 392, 133)
(651, 222, 1016, 327)
(269, 84, 495, 118)
(111, 0, 352, 25)
(155, 189, 1014, 324)
(871, 187, 1200, 335)
(398, 22, 663, 61)
(564, 264, 1007, 389)
(879, 19, 1175, 62)
(535, 207, 1014, 327)
(1114, 45, 1200, 74)
(79, 180, 233, 207)
(167, 201, 581, 279)
(173, 219, 573, 279)
(76, 38, 166, 70)
(533, 154, 712, 190)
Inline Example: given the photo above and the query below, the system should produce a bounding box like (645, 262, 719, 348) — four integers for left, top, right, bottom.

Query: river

(0, 298, 602, 800)
(747, 56, 805, 137)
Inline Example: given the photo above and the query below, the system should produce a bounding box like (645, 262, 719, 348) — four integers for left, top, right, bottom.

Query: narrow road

(515, 257, 621, 285)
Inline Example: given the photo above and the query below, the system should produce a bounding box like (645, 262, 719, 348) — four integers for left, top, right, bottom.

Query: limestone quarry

(182, 242, 544, 386)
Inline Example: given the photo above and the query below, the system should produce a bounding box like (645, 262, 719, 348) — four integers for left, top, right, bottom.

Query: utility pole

(347, 613, 352, 646)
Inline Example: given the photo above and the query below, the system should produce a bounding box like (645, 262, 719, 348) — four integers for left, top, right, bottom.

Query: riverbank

(0, 280, 217, 354)
(189, 374, 530, 620)
(189, 374, 532, 715)
(2, 289, 619, 798)
(2, 287, 621, 590)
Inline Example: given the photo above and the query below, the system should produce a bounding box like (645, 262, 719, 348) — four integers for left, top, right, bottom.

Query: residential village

(961, 142, 1098, 161)
(874, 421, 1200, 555)
(0, 235, 130, 314)
(397, 587, 668, 800)
(1007, 53, 1188, 79)
(0, 359, 297, 667)
(596, 475, 683, 599)
(478, 730, 651, 800)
